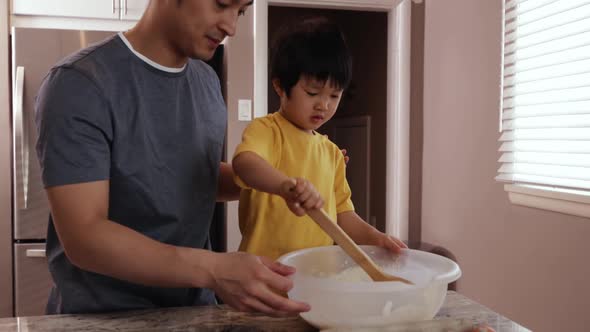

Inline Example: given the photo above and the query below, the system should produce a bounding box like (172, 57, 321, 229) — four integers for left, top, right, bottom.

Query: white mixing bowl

(277, 245, 461, 329)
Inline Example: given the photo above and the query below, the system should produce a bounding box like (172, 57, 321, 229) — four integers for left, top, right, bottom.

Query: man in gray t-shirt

(35, 0, 310, 316)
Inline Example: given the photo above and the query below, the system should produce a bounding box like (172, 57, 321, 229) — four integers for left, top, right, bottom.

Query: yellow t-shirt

(233, 112, 355, 260)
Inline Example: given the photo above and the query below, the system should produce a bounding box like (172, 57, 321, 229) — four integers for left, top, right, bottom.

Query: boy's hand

(280, 178, 324, 216)
(368, 229, 407, 254)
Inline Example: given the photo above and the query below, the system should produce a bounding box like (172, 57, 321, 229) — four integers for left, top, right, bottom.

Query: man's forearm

(63, 218, 217, 289)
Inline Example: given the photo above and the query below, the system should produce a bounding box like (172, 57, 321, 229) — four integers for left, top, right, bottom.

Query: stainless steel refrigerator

(11, 27, 227, 316)
(11, 27, 117, 317)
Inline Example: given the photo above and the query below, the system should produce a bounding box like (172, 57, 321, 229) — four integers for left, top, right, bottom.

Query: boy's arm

(233, 151, 324, 215)
(233, 151, 289, 196)
(331, 145, 404, 251)
(337, 211, 406, 252)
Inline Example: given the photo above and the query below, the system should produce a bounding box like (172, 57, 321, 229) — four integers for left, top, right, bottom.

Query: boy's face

(275, 76, 344, 133)
(162, 0, 252, 60)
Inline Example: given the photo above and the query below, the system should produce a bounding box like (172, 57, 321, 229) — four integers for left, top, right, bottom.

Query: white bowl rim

(277, 246, 462, 292)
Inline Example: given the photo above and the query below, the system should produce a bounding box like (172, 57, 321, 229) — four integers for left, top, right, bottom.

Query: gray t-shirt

(35, 34, 227, 314)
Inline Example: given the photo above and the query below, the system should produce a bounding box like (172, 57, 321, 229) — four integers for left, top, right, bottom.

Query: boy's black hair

(270, 17, 352, 97)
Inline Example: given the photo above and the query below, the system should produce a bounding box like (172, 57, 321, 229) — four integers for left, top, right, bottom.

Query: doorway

(253, 0, 412, 240)
(267, 6, 388, 231)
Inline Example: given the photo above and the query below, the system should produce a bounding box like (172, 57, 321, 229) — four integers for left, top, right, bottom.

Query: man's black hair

(270, 17, 352, 97)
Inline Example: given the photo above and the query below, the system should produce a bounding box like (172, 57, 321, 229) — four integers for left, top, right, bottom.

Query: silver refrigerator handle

(25, 249, 46, 258)
(13, 66, 29, 210)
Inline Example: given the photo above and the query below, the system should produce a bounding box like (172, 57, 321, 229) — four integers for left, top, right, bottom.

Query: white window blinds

(497, 0, 590, 191)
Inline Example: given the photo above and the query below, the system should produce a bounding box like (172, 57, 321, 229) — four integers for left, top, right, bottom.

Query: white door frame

(253, 0, 412, 240)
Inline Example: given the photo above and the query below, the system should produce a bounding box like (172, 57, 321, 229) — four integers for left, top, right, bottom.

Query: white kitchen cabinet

(11, 0, 148, 21)
(120, 0, 148, 21)
(12, 0, 121, 20)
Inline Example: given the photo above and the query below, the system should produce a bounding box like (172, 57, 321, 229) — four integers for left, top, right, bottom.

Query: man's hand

(210, 252, 310, 317)
(341, 148, 349, 165)
(279, 178, 324, 216)
(217, 162, 241, 202)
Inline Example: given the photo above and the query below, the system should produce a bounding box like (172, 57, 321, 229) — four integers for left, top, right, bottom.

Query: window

(498, 0, 590, 218)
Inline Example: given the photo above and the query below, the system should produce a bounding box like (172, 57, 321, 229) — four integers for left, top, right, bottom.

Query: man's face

(164, 0, 252, 60)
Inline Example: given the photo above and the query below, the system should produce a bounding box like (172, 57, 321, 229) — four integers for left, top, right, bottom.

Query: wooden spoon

(307, 208, 413, 284)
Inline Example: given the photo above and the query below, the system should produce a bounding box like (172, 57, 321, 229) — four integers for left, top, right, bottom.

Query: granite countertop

(0, 291, 530, 332)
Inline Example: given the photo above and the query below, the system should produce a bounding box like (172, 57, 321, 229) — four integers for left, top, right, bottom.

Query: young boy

(232, 17, 406, 261)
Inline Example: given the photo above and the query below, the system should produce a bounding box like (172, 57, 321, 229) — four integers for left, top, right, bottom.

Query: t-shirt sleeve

(334, 147, 355, 214)
(232, 118, 280, 189)
(35, 67, 113, 188)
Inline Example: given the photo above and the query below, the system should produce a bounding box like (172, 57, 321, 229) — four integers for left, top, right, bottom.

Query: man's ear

(272, 79, 286, 99)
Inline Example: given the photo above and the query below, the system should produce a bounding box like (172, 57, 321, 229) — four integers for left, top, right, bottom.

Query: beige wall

(225, 9, 254, 251)
(0, 0, 13, 318)
(421, 1, 590, 331)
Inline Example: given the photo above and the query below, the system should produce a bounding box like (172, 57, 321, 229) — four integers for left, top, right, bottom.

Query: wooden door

(319, 116, 372, 225)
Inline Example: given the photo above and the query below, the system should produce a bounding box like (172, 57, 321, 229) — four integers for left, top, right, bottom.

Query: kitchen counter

(0, 291, 529, 332)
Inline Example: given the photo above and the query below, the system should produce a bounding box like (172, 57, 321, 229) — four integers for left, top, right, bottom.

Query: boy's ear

(272, 79, 286, 98)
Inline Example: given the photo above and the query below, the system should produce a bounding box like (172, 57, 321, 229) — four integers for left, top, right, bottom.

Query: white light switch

(238, 99, 252, 121)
